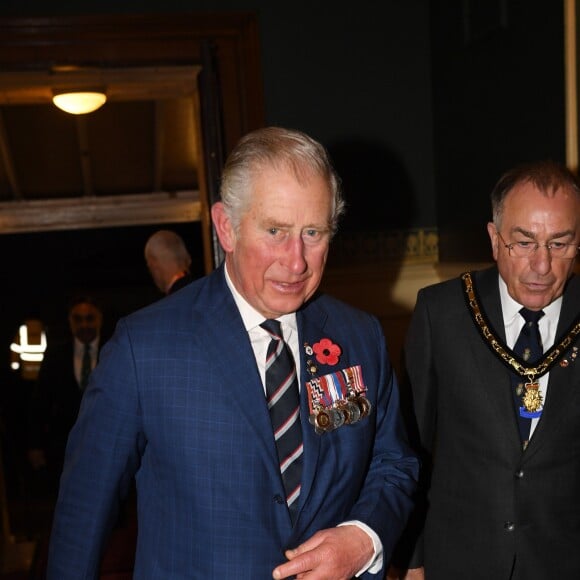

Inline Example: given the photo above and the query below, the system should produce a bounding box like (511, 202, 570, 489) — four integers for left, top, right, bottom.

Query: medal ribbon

(343, 365, 366, 395)
(306, 365, 368, 414)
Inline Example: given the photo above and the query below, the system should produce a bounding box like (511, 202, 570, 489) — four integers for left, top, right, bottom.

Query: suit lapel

(525, 275, 580, 457)
(201, 270, 280, 468)
(471, 268, 523, 446)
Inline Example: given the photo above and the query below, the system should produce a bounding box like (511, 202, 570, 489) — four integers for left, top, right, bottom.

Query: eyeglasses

(497, 231, 580, 259)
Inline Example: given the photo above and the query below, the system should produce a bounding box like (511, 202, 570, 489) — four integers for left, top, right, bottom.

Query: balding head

(144, 230, 192, 294)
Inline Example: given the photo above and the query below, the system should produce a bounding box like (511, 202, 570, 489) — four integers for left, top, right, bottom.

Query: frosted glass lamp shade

(52, 90, 107, 114)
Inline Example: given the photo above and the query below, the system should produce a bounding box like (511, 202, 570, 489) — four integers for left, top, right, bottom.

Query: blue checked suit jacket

(47, 264, 418, 579)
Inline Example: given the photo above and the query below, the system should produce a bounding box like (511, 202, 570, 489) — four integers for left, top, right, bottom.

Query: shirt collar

(74, 335, 99, 353)
(223, 262, 297, 333)
(498, 273, 563, 327)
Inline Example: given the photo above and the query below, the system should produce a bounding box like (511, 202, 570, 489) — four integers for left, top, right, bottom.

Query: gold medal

(311, 407, 344, 433)
(355, 395, 372, 418)
(337, 400, 361, 425)
(522, 382, 543, 413)
(313, 408, 331, 431)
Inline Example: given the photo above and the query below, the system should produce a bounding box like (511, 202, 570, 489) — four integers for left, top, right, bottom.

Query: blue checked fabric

(260, 319, 303, 520)
(511, 307, 544, 445)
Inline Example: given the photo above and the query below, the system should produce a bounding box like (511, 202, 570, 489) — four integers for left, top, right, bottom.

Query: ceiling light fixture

(52, 89, 107, 114)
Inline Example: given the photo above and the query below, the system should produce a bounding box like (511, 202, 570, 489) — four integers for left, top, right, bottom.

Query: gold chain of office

(461, 271, 580, 380)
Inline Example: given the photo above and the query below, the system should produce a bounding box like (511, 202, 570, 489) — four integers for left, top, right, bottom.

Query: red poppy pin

(312, 338, 342, 366)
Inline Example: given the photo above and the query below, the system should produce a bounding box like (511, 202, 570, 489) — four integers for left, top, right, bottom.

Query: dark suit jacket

(47, 265, 418, 579)
(404, 267, 580, 579)
(168, 272, 193, 294)
(29, 338, 96, 469)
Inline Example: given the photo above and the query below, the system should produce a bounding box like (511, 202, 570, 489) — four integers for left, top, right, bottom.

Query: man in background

(144, 229, 194, 295)
(28, 296, 103, 486)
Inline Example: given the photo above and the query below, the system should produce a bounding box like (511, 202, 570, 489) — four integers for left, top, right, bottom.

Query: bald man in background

(144, 230, 194, 295)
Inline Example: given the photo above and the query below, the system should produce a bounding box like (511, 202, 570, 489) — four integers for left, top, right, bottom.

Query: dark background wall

(431, 0, 566, 261)
(0, 0, 568, 332)
(1, 0, 436, 232)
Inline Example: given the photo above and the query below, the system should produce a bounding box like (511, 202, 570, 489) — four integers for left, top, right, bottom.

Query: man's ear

(211, 202, 236, 253)
(487, 222, 500, 261)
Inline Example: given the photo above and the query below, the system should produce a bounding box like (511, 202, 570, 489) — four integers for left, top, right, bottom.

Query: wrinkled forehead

(502, 182, 580, 220)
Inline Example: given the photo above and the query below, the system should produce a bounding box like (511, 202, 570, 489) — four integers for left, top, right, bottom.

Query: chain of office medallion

(461, 272, 580, 379)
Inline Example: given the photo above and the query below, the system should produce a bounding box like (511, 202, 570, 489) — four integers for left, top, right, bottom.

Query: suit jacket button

(504, 521, 515, 532)
(273, 495, 285, 504)
(515, 469, 524, 479)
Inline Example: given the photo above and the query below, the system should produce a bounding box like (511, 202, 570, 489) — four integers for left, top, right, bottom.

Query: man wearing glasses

(392, 160, 580, 580)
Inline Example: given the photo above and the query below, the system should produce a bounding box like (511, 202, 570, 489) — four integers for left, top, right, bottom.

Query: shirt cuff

(338, 520, 383, 576)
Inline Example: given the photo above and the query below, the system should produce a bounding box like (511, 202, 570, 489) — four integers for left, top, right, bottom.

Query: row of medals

(309, 393, 372, 434)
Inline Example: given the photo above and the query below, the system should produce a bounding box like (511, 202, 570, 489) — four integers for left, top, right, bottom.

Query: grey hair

(491, 159, 580, 227)
(219, 126, 344, 234)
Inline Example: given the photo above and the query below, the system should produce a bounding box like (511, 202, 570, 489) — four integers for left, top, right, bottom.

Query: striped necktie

(260, 319, 303, 521)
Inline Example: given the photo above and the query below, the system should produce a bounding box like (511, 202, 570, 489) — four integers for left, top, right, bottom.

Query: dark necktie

(80, 343, 92, 389)
(260, 319, 303, 521)
(511, 308, 545, 446)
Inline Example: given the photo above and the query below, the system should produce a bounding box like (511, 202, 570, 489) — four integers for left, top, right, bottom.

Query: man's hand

(272, 525, 373, 579)
(385, 565, 425, 580)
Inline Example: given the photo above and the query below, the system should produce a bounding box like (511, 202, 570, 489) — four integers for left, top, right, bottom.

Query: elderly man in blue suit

(48, 126, 419, 579)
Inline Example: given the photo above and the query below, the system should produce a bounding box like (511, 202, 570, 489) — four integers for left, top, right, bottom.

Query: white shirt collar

(498, 274, 562, 319)
(498, 273, 562, 348)
(223, 262, 297, 334)
(74, 335, 99, 354)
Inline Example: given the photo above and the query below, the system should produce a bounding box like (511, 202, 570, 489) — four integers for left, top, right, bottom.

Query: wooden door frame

(0, 12, 265, 271)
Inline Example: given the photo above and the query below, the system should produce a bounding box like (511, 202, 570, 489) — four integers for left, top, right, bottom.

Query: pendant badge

(519, 381, 543, 419)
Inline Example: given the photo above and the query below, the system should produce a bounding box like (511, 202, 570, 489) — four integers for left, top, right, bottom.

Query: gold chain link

(461, 272, 580, 379)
